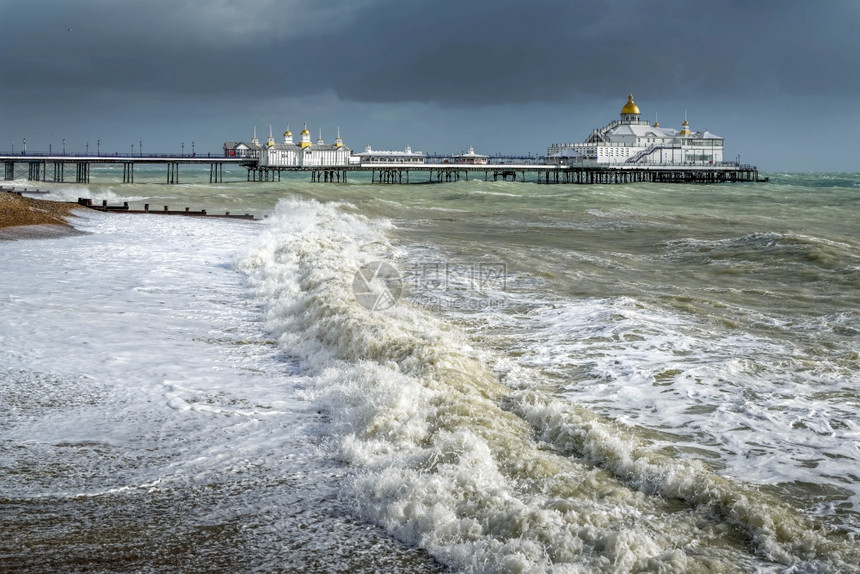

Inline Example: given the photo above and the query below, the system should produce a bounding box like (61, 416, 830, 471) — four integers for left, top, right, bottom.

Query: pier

(1, 153, 763, 185)
(0, 154, 255, 184)
(249, 162, 763, 185)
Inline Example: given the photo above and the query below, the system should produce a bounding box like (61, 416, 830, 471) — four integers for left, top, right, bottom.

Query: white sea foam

(1, 212, 300, 487)
(240, 198, 859, 572)
(27, 184, 143, 204)
(2, 210, 443, 572)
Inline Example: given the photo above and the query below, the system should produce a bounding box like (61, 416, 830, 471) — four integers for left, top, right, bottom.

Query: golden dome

(621, 93, 640, 115)
(301, 128, 310, 135)
(284, 130, 292, 136)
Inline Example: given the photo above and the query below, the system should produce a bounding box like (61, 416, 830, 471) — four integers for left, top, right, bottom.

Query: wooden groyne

(0, 185, 49, 195)
(2, 186, 255, 220)
(77, 198, 255, 220)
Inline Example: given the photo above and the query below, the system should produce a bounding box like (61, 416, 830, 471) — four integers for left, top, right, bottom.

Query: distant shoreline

(0, 189, 83, 240)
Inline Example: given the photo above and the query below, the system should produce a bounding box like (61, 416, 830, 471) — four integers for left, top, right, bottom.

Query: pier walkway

(1, 153, 763, 185)
(0, 154, 255, 184)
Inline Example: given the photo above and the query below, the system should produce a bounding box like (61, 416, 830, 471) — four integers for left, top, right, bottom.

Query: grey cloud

(1, 0, 858, 170)
(3, 0, 859, 107)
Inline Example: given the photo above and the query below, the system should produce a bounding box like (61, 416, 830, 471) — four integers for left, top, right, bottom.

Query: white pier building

(546, 94, 724, 166)
(226, 124, 351, 167)
(453, 146, 488, 165)
(258, 124, 351, 167)
(354, 145, 426, 164)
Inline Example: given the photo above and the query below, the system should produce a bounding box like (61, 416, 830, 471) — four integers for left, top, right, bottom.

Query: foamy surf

(241, 198, 858, 573)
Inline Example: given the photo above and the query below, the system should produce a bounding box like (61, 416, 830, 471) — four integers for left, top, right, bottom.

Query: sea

(1, 165, 858, 573)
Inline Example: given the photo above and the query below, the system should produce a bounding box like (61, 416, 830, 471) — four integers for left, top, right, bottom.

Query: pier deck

(0, 154, 255, 184)
(250, 162, 763, 185)
(1, 154, 763, 185)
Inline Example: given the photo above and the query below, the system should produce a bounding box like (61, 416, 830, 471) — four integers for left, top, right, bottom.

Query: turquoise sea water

(2, 168, 858, 572)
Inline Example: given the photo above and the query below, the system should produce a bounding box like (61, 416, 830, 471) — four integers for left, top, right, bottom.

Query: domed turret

(300, 123, 312, 149)
(283, 125, 294, 145)
(620, 93, 641, 123)
(621, 93, 640, 115)
(680, 117, 692, 136)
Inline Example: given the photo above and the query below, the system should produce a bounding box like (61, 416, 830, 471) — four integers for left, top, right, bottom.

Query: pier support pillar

(76, 162, 89, 183)
(209, 162, 223, 183)
(27, 161, 44, 181)
(52, 161, 65, 182)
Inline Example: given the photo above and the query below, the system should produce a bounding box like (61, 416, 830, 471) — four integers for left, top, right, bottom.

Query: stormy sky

(1, 0, 858, 171)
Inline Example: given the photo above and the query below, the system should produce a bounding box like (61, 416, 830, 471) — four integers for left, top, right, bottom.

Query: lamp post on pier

(23, 138, 26, 155)
(182, 142, 185, 156)
(63, 138, 66, 155)
(97, 139, 100, 156)
(139, 140, 143, 157)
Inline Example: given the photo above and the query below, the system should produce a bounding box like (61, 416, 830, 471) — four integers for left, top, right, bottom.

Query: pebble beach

(0, 190, 81, 239)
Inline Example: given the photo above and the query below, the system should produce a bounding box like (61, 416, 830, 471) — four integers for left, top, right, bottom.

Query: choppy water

(1, 167, 858, 572)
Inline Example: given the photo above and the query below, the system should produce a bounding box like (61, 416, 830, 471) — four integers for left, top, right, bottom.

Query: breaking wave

(240, 198, 859, 573)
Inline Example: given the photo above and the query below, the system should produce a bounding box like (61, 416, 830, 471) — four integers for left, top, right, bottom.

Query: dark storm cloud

(328, 0, 860, 104)
(2, 0, 859, 107)
(1, 0, 858, 170)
